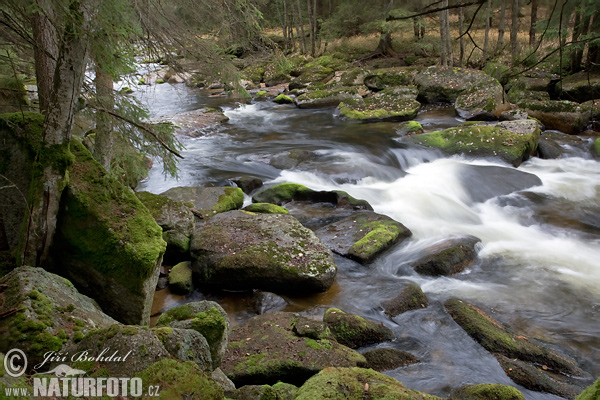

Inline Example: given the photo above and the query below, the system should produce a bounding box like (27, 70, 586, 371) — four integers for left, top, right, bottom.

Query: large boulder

(153, 326, 212, 370)
(410, 119, 541, 167)
(294, 87, 361, 109)
(0, 267, 117, 367)
(338, 91, 421, 122)
(381, 283, 428, 317)
(415, 66, 501, 102)
(518, 99, 591, 135)
(155, 301, 229, 370)
(411, 235, 481, 276)
(314, 212, 412, 263)
(163, 107, 229, 137)
(54, 140, 165, 325)
(221, 312, 366, 386)
(455, 78, 507, 120)
(506, 75, 552, 104)
(295, 367, 443, 400)
(191, 211, 337, 293)
(323, 308, 395, 349)
(559, 71, 600, 103)
(363, 67, 416, 91)
(161, 186, 244, 218)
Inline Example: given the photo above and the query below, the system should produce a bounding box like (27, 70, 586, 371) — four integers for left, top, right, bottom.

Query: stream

(135, 82, 600, 399)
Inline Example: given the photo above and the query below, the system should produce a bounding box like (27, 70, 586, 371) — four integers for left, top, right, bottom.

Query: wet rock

(289, 81, 308, 91)
(291, 315, 333, 340)
(0, 267, 117, 366)
(155, 301, 229, 370)
(518, 99, 591, 135)
(323, 308, 395, 349)
(559, 71, 600, 102)
(412, 235, 481, 276)
(221, 312, 366, 386)
(190, 210, 337, 294)
(415, 66, 498, 103)
(295, 367, 443, 400)
(444, 298, 587, 395)
(251, 291, 289, 314)
(537, 136, 564, 159)
(156, 276, 169, 290)
(294, 87, 361, 109)
(409, 119, 540, 167)
(448, 383, 525, 400)
(457, 164, 542, 203)
(315, 211, 412, 263)
(243, 203, 289, 215)
(233, 176, 263, 194)
(136, 359, 224, 399)
(168, 261, 194, 294)
(382, 283, 428, 317)
(54, 140, 165, 325)
(338, 92, 421, 122)
(153, 326, 212, 371)
(164, 107, 229, 137)
(161, 229, 191, 263)
(397, 120, 424, 135)
(161, 186, 244, 218)
(592, 138, 600, 158)
(362, 348, 420, 371)
(499, 108, 529, 121)
(269, 149, 315, 169)
(576, 377, 600, 400)
(230, 385, 277, 400)
(363, 67, 415, 91)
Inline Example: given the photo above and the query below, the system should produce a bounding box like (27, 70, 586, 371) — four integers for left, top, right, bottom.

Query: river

(135, 82, 600, 399)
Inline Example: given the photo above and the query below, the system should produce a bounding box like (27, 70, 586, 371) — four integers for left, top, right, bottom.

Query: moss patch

(168, 261, 194, 294)
(576, 377, 600, 400)
(323, 308, 394, 349)
(339, 96, 421, 122)
(212, 187, 244, 214)
(252, 183, 314, 205)
(273, 94, 293, 104)
(244, 203, 289, 214)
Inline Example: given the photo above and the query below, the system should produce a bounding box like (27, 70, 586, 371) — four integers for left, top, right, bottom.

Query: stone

(363, 68, 416, 91)
(338, 92, 421, 122)
(221, 312, 366, 386)
(168, 261, 194, 294)
(448, 383, 525, 400)
(273, 94, 294, 104)
(153, 326, 212, 371)
(136, 191, 194, 237)
(323, 308, 395, 349)
(518, 99, 591, 135)
(163, 108, 229, 137)
(294, 87, 361, 109)
(412, 235, 481, 276)
(315, 212, 412, 263)
(382, 284, 428, 317)
(233, 176, 263, 194)
(559, 71, 600, 103)
(363, 348, 420, 371)
(161, 186, 244, 217)
(191, 210, 337, 294)
(251, 291, 289, 315)
(161, 229, 191, 263)
(0, 267, 117, 366)
(230, 385, 278, 400)
(211, 368, 236, 395)
(415, 66, 501, 104)
(455, 77, 507, 120)
(243, 203, 289, 215)
(54, 140, 165, 325)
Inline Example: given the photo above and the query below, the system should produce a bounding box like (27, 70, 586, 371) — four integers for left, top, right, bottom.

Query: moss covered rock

(272, 381, 299, 400)
(0, 267, 116, 367)
(221, 312, 366, 386)
(295, 367, 442, 400)
(243, 203, 289, 214)
(576, 377, 600, 400)
(410, 119, 540, 167)
(323, 308, 394, 349)
(295, 87, 361, 109)
(363, 68, 416, 91)
(362, 348, 419, 371)
(315, 211, 412, 263)
(273, 94, 294, 104)
(448, 383, 525, 400)
(415, 66, 500, 104)
(136, 191, 194, 236)
(0, 354, 33, 400)
(482, 62, 513, 86)
(412, 235, 481, 276)
(230, 384, 278, 400)
(455, 76, 507, 121)
(136, 359, 224, 399)
(592, 138, 600, 158)
(156, 301, 229, 370)
(233, 176, 264, 194)
(161, 186, 244, 218)
(191, 210, 337, 294)
(518, 99, 591, 135)
(382, 283, 428, 317)
(153, 326, 212, 371)
(54, 140, 165, 325)
(161, 229, 191, 263)
(559, 71, 600, 102)
(168, 261, 194, 294)
(339, 93, 421, 122)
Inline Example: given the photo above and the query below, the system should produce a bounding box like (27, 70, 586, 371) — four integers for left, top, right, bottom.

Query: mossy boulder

(273, 94, 294, 104)
(294, 87, 361, 109)
(448, 383, 525, 400)
(411, 235, 481, 276)
(314, 212, 412, 263)
(339, 93, 421, 122)
(397, 120, 424, 135)
(293, 64, 336, 86)
(252, 183, 372, 211)
(576, 377, 600, 400)
(295, 367, 443, 400)
(161, 229, 191, 263)
(323, 308, 395, 349)
(152, 326, 212, 371)
(241, 65, 265, 84)
(415, 66, 500, 104)
(518, 99, 591, 135)
(482, 62, 513, 86)
(0, 267, 117, 367)
(455, 77, 507, 121)
(444, 298, 587, 395)
(221, 312, 366, 386)
(165, 107, 229, 137)
(506, 76, 552, 104)
(168, 261, 194, 294)
(243, 203, 289, 214)
(155, 301, 229, 370)
(136, 359, 224, 399)
(191, 210, 337, 294)
(272, 381, 299, 400)
(363, 68, 416, 91)
(53, 140, 165, 325)
(410, 119, 541, 167)
(382, 283, 428, 317)
(559, 71, 600, 102)
(362, 348, 420, 371)
(161, 186, 244, 218)
(230, 384, 278, 400)
(592, 138, 600, 158)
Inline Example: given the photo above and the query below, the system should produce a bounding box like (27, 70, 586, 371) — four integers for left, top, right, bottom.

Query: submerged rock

(323, 308, 395, 349)
(250, 291, 289, 315)
(54, 140, 165, 325)
(412, 235, 481, 276)
(191, 210, 337, 294)
(295, 367, 443, 400)
(362, 348, 420, 371)
(448, 383, 525, 400)
(161, 186, 244, 218)
(0, 267, 116, 366)
(315, 211, 412, 263)
(221, 312, 366, 386)
(382, 283, 428, 317)
(457, 164, 542, 203)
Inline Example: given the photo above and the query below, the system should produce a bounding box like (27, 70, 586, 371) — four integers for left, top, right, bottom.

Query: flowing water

(136, 83, 600, 399)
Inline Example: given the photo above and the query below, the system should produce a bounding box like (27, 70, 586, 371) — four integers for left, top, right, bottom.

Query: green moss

(273, 94, 294, 104)
(168, 261, 193, 294)
(136, 359, 223, 399)
(212, 187, 244, 213)
(349, 221, 401, 261)
(155, 79, 165, 84)
(156, 304, 196, 326)
(244, 203, 289, 214)
(449, 383, 525, 400)
(72, 360, 96, 373)
(592, 138, 600, 157)
(190, 307, 227, 358)
(304, 338, 332, 350)
(576, 377, 600, 400)
(121, 325, 140, 336)
(256, 90, 268, 96)
(339, 96, 420, 122)
(152, 326, 174, 343)
(253, 183, 313, 205)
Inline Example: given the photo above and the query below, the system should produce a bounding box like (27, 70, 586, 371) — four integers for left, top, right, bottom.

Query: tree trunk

(571, 3, 591, 73)
(586, 15, 600, 71)
(483, 0, 491, 63)
(20, 0, 90, 267)
(445, 6, 453, 66)
(459, 7, 465, 66)
(496, 0, 507, 54)
(307, 0, 315, 56)
(440, 0, 448, 66)
(297, 0, 307, 53)
(283, 0, 290, 51)
(529, 0, 538, 46)
(511, 0, 519, 64)
(31, 0, 58, 114)
(93, 64, 114, 171)
(375, 32, 397, 56)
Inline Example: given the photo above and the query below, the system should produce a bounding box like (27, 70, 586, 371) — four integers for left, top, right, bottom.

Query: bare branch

(386, 0, 486, 21)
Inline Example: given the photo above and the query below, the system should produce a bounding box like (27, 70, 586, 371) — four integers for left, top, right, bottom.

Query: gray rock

(153, 326, 212, 371)
(137, 191, 194, 237)
(382, 284, 428, 317)
(412, 235, 481, 276)
(323, 308, 395, 349)
(233, 176, 263, 195)
(251, 291, 289, 314)
(518, 99, 591, 135)
(294, 87, 361, 109)
(161, 186, 244, 217)
(362, 348, 420, 371)
(212, 368, 236, 395)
